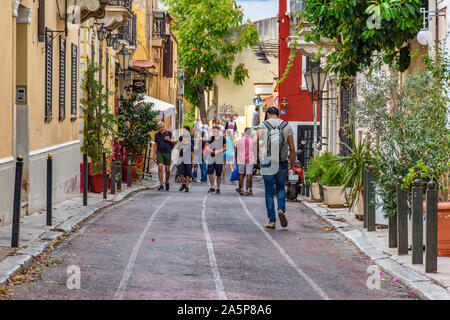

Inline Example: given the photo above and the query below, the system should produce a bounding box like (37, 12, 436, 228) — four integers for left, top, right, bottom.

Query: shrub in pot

(118, 94, 159, 182)
(306, 152, 334, 202)
(320, 160, 348, 208)
(80, 60, 117, 193)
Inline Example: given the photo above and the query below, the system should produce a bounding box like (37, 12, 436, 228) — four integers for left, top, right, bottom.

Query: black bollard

(111, 159, 116, 195)
(389, 179, 398, 247)
(83, 153, 88, 206)
(46, 154, 53, 226)
(425, 181, 438, 273)
(117, 154, 122, 191)
(11, 156, 24, 248)
(363, 166, 369, 229)
(102, 152, 107, 200)
(397, 178, 408, 255)
(127, 153, 132, 187)
(305, 182, 310, 198)
(412, 179, 424, 264)
(367, 166, 376, 232)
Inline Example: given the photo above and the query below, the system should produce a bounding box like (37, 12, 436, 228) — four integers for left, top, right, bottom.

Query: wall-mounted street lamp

(304, 64, 328, 156)
(54, 0, 78, 37)
(112, 36, 120, 50)
(56, 0, 78, 31)
(106, 33, 115, 47)
(117, 46, 131, 71)
(417, 7, 447, 46)
(96, 24, 108, 42)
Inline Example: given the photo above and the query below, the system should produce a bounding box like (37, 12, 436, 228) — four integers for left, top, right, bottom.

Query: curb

(302, 200, 450, 300)
(0, 184, 156, 287)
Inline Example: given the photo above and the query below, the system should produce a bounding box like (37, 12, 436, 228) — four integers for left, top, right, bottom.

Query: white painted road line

(238, 196, 331, 300)
(114, 195, 173, 300)
(202, 195, 227, 300)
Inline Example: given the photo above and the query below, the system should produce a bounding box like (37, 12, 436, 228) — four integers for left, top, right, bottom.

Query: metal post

(363, 166, 368, 229)
(127, 153, 132, 187)
(83, 153, 88, 206)
(305, 181, 310, 198)
(412, 179, 424, 264)
(11, 156, 24, 248)
(389, 178, 398, 247)
(313, 101, 318, 157)
(397, 178, 409, 255)
(425, 181, 438, 273)
(117, 154, 122, 191)
(367, 167, 376, 232)
(46, 154, 53, 226)
(102, 152, 107, 200)
(111, 159, 116, 195)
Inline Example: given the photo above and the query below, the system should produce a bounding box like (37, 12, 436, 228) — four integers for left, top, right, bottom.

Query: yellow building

(132, 0, 182, 131)
(0, 0, 137, 227)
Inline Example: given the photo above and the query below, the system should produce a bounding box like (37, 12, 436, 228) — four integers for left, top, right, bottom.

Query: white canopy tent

(139, 95, 177, 120)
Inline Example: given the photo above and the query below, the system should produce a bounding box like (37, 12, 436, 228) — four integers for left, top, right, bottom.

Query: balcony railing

(109, 0, 134, 11)
(117, 13, 137, 47)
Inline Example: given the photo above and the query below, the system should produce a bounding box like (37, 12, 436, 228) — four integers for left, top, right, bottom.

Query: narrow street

(3, 178, 414, 300)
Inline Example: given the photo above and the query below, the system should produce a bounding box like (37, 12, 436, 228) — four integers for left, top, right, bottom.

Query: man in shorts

(154, 122, 177, 191)
(205, 126, 227, 194)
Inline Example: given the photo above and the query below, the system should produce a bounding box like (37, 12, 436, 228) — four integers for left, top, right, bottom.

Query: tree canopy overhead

(164, 0, 258, 121)
(302, 0, 426, 78)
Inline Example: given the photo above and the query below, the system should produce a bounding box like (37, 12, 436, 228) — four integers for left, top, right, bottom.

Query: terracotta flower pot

(311, 183, 321, 202)
(121, 163, 138, 182)
(323, 186, 346, 208)
(437, 201, 450, 257)
(88, 172, 104, 193)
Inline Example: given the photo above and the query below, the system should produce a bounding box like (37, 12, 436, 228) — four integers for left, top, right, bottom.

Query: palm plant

(335, 135, 374, 209)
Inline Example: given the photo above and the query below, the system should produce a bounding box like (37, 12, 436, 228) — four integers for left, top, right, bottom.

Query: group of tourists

(152, 107, 296, 230)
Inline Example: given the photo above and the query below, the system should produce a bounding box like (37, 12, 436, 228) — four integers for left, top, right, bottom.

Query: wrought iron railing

(110, 0, 134, 10)
(117, 14, 137, 46)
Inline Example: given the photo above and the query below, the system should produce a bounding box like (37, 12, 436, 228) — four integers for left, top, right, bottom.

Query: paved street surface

(2, 178, 415, 300)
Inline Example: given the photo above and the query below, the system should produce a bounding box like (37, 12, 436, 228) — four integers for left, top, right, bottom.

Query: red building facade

(278, 0, 318, 162)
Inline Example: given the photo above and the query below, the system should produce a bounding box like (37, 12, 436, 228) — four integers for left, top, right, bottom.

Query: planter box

(323, 186, 346, 208)
(351, 191, 364, 220)
(438, 202, 450, 257)
(311, 183, 321, 202)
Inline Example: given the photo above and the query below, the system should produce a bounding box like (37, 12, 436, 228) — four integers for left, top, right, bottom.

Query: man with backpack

(154, 122, 177, 192)
(257, 107, 296, 229)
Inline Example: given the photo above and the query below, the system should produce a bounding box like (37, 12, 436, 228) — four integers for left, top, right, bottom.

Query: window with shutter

(45, 31, 53, 122)
(71, 44, 78, 120)
(59, 36, 66, 121)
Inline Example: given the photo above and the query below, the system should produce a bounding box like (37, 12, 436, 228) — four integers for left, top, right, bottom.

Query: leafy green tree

(300, 0, 426, 79)
(183, 106, 196, 129)
(118, 94, 159, 163)
(164, 0, 259, 121)
(80, 60, 117, 173)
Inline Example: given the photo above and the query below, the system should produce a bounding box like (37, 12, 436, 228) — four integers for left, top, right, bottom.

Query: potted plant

(336, 135, 373, 219)
(118, 93, 159, 182)
(320, 159, 348, 208)
(306, 152, 334, 202)
(80, 60, 117, 193)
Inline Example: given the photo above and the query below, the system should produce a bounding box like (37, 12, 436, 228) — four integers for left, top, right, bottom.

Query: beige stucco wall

(214, 48, 278, 117)
(0, 2, 14, 160)
(21, 0, 80, 152)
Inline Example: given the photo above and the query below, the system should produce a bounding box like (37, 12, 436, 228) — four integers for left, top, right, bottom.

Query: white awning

(139, 95, 177, 119)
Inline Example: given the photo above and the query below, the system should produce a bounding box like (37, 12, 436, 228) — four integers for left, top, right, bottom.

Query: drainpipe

(429, 0, 437, 57)
(328, 77, 336, 154)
